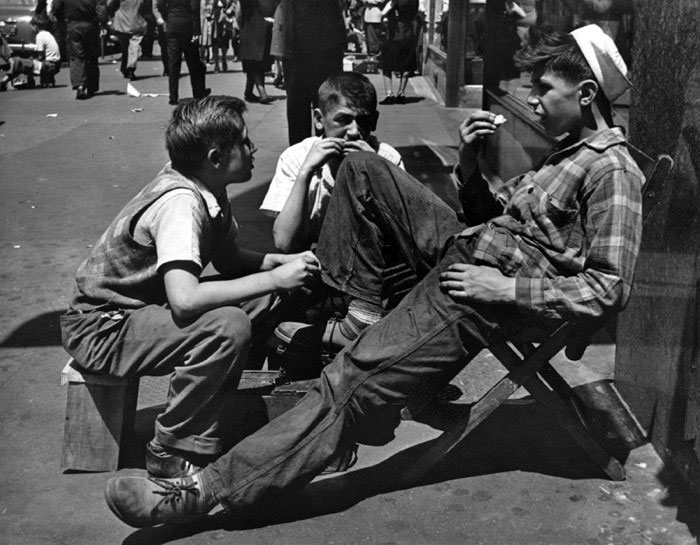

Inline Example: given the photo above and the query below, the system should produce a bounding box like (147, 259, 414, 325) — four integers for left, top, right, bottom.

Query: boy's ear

(578, 79, 599, 108)
(313, 108, 325, 133)
(206, 148, 222, 167)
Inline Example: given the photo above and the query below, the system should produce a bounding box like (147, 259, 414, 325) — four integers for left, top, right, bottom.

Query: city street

(0, 54, 696, 545)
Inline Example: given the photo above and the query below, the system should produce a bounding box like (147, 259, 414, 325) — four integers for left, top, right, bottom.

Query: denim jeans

(202, 153, 516, 510)
(61, 294, 289, 456)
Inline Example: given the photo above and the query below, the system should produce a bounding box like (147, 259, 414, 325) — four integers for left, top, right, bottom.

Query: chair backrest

(562, 147, 675, 360)
(628, 145, 675, 225)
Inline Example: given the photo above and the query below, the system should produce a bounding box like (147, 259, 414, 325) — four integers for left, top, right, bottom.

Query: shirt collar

(189, 176, 225, 219)
(163, 163, 224, 219)
(546, 127, 627, 164)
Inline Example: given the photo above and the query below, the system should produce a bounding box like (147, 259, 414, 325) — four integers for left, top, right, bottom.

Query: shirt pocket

(510, 183, 579, 251)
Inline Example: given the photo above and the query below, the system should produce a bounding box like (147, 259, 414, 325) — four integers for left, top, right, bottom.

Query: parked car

(0, 0, 120, 58)
(0, 0, 36, 52)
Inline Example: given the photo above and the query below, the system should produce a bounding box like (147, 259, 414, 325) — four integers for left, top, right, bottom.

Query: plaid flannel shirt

(458, 127, 644, 322)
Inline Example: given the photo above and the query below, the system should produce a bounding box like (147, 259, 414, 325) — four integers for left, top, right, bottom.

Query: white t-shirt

(364, 0, 384, 23)
(133, 177, 239, 273)
(260, 136, 404, 240)
(35, 30, 60, 62)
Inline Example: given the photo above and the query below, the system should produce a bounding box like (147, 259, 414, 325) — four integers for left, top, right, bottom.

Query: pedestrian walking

(271, 0, 346, 144)
(212, 0, 237, 72)
(379, 0, 419, 104)
(200, 0, 214, 64)
(238, 0, 275, 104)
(52, 0, 108, 99)
(363, 0, 385, 57)
(155, 0, 210, 105)
(109, 0, 148, 80)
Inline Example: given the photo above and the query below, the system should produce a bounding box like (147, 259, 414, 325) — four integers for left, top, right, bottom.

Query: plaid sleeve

(515, 163, 643, 321)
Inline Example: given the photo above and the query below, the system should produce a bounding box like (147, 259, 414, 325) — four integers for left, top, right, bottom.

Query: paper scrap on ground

(46, 113, 58, 117)
(127, 82, 165, 98)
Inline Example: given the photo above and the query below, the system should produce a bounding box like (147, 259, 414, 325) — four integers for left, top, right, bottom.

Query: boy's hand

(270, 252, 320, 290)
(342, 140, 375, 155)
(301, 137, 345, 173)
(439, 263, 516, 304)
(458, 111, 506, 163)
(264, 250, 319, 269)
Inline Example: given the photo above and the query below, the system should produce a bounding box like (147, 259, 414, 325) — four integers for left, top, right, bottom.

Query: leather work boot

(105, 473, 214, 528)
(268, 317, 357, 379)
(275, 317, 356, 356)
(145, 442, 201, 478)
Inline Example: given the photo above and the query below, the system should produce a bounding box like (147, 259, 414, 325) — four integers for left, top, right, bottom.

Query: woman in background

(238, 0, 275, 104)
(378, 0, 419, 105)
(212, 0, 237, 72)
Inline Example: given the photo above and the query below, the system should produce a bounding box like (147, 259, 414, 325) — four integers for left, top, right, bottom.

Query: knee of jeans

(344, 381, 402, 446)
(338, 151, 392, 190)
(201, 306, 252, 354)
(341, 150, 382, 174)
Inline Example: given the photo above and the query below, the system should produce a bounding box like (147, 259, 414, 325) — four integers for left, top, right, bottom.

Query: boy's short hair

(318, 72, 377, 114)
(30, 16, 51, 30)
(166, 95, 247, 176)
(514, 31, 595, 88)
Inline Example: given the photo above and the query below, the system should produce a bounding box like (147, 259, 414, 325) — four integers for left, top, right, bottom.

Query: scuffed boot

(145, 441, 201, 478)
(105, 473, 214, 528)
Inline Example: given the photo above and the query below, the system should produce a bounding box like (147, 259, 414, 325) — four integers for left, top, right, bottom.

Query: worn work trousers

(60, 294, 287, 456)
(166, 31, 206, 102)
(202, 153, 512, 510)
(66, 20, 100, 92)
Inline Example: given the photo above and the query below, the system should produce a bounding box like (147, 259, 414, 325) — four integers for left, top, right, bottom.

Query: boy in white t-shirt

(260, 72, 404, 253)
(261, 72, 404, 358)
(0, 17, 61, 91)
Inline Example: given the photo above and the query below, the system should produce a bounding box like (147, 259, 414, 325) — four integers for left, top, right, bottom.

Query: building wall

(615, 0, 700, 513)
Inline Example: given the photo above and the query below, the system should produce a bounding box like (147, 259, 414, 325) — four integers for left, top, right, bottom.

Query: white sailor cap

(570, 24, 632, 102)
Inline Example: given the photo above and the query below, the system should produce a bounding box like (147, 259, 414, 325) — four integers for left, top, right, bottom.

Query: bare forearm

(182, 272, 280, 317)
(273, 170, 313, 252)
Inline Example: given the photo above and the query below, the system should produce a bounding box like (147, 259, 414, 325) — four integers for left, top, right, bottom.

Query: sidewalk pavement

(0, 54, 696, 545)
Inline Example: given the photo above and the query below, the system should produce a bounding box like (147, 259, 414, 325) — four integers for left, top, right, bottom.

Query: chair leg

(518, 371, 626, 480)
(403, 325, 574, 484)
(492, 340, 626, 481)
(514, 339, 589, 425)
(404, 324, 625, 483)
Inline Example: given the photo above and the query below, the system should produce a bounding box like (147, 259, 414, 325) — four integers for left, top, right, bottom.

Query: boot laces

(149, 477, 200, 507)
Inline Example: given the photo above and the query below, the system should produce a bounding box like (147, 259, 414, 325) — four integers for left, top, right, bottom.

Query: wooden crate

(60, 360, 139, 472)
(60, 361, 314, 472)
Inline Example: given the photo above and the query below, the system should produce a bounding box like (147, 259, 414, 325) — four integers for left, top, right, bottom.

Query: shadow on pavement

(1, 309, 64, 347)
(119, 401, 619, 544)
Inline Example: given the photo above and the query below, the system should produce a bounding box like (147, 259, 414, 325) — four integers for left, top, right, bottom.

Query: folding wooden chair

(404, 147, 675, 483)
